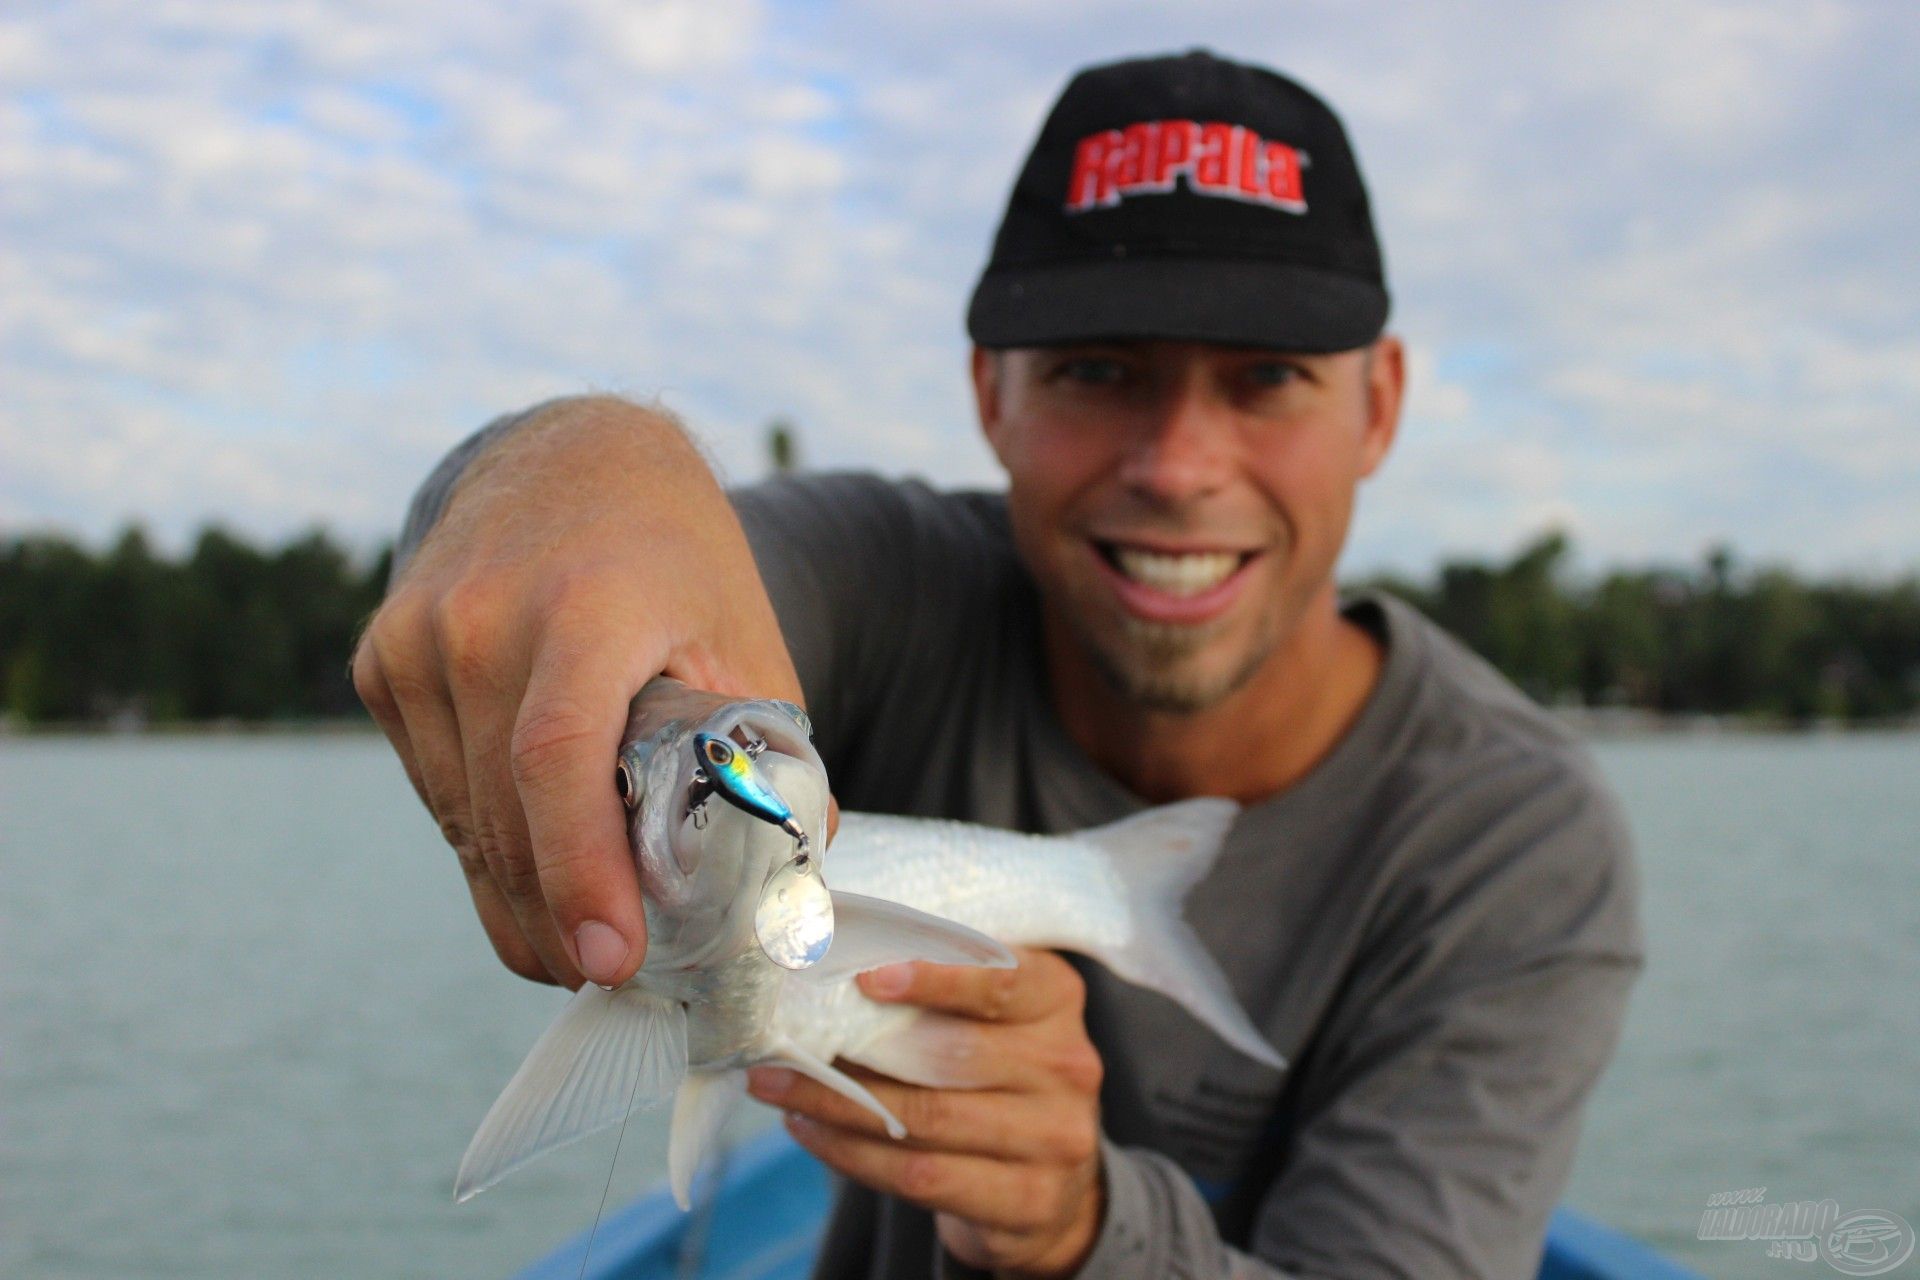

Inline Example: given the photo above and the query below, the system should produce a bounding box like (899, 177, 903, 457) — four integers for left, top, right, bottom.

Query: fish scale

(829, 816, 1132, 959)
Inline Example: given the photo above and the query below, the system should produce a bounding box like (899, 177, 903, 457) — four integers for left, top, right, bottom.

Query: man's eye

(1245, 361, 1301, 388)
(1055, 357, 1127, 386)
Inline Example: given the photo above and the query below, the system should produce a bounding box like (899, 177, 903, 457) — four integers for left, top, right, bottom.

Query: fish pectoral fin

(668, 1070, 746, 1210)
(766, 1036, 907, 1139)
(796, 890, 1015, 984)
(454, 983, 688, 1203)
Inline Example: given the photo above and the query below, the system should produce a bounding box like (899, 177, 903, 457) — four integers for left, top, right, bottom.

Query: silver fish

(663, 801, 1285, 1208)
(454, 678, 1010, 1202)
(455, 681, 1283, 1208)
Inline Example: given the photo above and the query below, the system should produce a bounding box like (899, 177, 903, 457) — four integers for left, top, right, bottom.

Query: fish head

(617, 678, 830, 972)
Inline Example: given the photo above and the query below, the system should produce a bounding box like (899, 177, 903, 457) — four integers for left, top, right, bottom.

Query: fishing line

(576, 1051, 648, 1280)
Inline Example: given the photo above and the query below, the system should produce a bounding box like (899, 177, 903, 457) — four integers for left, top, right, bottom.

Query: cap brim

(967, 258, 1388, 353)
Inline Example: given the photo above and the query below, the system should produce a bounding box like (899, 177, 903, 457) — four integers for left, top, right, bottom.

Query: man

(354, 51, 1641, 1279)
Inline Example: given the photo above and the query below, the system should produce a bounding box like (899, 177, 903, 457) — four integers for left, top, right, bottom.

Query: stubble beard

(1075, 609, 1278, 715)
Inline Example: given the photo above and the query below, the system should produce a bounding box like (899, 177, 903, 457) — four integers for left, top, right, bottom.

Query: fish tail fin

(455, 982, 688, 1202)
(1082, 799, 1285, 1071)
(668, 1070, 746, 1210)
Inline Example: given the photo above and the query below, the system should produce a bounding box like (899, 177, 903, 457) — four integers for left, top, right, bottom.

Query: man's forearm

(391, 395, 704, 582)
(391, 402, 549, 580)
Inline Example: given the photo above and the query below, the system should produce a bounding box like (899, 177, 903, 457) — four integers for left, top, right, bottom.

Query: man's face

(973, 338, 1403, 713)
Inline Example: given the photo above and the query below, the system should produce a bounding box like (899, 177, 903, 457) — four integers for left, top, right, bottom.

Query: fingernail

(572, 920, 630, 986)
(748, 1067, 794, 1100)
(862, 963, 912, 999)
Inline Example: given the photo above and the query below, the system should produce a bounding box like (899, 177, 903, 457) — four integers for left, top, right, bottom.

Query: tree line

(2, 527, 389, 725)
(2, 524, 1917, 727)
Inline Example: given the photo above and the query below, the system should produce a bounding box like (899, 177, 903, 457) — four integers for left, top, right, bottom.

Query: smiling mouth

(1093, 540, 1259, 598)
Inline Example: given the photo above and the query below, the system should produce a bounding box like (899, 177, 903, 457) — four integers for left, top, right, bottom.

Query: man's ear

(970, 346, 1008, 464)
(1359, 335, 1405, 478)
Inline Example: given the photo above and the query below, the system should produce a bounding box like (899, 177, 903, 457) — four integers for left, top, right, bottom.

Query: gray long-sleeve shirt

(397, 416, 1643, 1280)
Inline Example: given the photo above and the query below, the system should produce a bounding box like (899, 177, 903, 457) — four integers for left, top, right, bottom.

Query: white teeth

(1112, 547, 1241, 597)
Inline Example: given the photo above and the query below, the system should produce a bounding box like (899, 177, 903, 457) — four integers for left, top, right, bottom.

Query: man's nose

(1117, 387, 1235, 506)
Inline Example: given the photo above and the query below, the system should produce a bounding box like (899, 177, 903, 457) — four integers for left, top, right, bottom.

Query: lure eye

(704, 738, 732, 767)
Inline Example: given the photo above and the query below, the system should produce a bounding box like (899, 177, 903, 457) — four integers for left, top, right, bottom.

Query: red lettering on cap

(1064, 120, 1310, 216)
(1194, 122, 1234, 191)
(1153, 119, 1197, 189)
(1237, 128, 1264, 197)
(1117, 121, 1154, 188)
(1066, 129, 1124, 212)
(1264, 142, 1305, 209)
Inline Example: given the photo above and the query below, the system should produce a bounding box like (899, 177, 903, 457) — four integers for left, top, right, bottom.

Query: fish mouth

(1089, 538, 1263, 623)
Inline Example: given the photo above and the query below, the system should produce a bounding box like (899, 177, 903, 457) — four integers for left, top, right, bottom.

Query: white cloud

(0, 0, 1915, 578)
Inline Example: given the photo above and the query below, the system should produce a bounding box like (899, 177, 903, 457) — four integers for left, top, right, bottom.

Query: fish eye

(615, 760, 638, 809)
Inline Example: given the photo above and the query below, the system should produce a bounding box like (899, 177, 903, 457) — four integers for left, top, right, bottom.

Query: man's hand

(351, 397, 804, 989)
(748, 949, 1107, 1279)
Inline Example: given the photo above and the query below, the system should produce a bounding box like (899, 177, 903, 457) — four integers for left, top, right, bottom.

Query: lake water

(2, 731, 1916, 1279)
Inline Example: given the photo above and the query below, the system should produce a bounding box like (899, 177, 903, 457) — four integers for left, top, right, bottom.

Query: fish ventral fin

(1082, 798, 1286, 1071)
(454, 983, 688, 1202)
(767, 1035, 907, 1139)
(668, 1070, 747, 1210)
(793, 890, 1016, 984)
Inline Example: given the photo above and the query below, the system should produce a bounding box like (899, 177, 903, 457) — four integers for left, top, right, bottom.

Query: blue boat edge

(516, 1129, 1701, 1280)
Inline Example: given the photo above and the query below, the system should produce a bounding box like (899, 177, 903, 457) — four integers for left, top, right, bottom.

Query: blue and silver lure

(690, 731, 810, 849)
(687, 729, 830, 970)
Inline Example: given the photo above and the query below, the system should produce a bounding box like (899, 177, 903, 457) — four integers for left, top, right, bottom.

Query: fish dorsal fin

(668, 1070, 746, 1210)
(795, 890, 1015, 984)
(454, 983, 688, 1202)
(767, 1034, 907, 1139)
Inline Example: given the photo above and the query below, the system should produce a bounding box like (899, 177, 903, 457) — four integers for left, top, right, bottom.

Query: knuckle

(510, 703, 598, 787)
(349, 641, 389, 710)
(433, 581, 505, 684)
(902, 1089, 951, 1135)
(999, 1180, 1053, 1233)
(982, 967, 1021, 1020)
(1049, 1040, 1104, 1095)
(365, 590, 429, 654)
(1051, 960, 1087, 1014)
(493, 938, 552, 985)
(358, 608, 436, 707)
(492, 846, 546, 903)
(1056, 1114, 1100, 1167)
(1011, 1200, 1052, 1235)
(469, 810, 521, 872)
(437, 810, 477, 858)
(538, 568, 604, 620)
(379, 655, 441, 710)
(450, 838, 490, 883)
(897, 1151, 947, 1201)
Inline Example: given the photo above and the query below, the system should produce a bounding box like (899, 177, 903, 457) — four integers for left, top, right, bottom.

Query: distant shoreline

(1552, 706, 1920, 738)
(5, 711, 1918, 740)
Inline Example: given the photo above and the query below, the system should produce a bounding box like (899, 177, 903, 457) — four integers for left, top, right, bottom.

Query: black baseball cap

(966, 50, 1389, 353)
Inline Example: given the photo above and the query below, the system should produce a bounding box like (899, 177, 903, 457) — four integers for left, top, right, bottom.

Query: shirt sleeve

(962, 755, 1642, 1280)
(729, 473, 1014, 790)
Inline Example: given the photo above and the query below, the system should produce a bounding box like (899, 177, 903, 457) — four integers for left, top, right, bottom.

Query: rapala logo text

(1065, 120, 1308, 215)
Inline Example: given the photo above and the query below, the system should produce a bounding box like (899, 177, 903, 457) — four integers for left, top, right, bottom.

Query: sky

(2, 0, 1916, 576)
